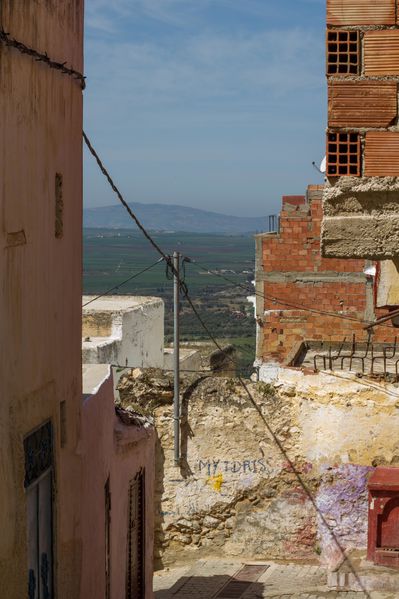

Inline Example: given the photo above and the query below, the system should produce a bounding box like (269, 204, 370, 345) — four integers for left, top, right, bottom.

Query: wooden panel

(327, 0, 395, 25)
(105, 478, 111, 599)
(365, 132, 399, 177)
(126, 470, 145, 599)
(364, 30, 399, 76)
(328, 81, 397, 128)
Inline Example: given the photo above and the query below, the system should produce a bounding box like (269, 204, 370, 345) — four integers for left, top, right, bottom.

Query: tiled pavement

(153, 560, 397, 599)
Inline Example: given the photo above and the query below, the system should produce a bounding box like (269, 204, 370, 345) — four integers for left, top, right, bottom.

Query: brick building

(322, 0, 399, 261)
(255, 185, 394, 367)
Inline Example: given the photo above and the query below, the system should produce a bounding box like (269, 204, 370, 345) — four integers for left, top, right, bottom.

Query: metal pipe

(364, 308, 399, 330)
(173, 251, 180, 466)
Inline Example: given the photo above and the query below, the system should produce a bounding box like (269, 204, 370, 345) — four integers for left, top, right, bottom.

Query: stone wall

(138, 370, 399, 569)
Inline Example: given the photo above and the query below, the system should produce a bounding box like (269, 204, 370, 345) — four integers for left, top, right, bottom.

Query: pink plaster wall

(0, 2, 84, 597)
(81, 370, 155, 599)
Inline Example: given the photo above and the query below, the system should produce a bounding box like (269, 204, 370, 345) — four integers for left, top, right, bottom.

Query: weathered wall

(0, 2, 84, 597)
(255, 186, 392, 365)
(322, 178, 399, 259)
(82, 295, 165, 368)
(81, 366, 155, 599)
(152, 372, 399, 569)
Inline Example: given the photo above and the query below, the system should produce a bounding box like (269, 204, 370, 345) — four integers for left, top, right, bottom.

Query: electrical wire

(187, 257, 397, 332)
(83, 131, 175, 271)
(83, 130, 371, 594)
(83, 127, 385, 335)
(1, 18, 393, 338)
(82, 258, 164, 307)
(1, 26, 376, 593)
(178, 282, 371, 597)
(317, 368, 399, 400)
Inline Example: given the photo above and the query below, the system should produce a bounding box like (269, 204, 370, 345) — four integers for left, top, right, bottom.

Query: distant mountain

(83, 202, 269, 234)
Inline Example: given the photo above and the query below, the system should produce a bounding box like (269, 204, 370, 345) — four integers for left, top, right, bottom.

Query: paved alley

(153, 560, 395, 599)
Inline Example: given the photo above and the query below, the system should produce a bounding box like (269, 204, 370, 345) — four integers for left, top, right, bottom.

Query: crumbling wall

(154, 377, 319, 567)
(117, 370, 399, 569)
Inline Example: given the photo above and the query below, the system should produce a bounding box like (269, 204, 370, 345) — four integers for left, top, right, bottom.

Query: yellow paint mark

(207, 473, 223, 493)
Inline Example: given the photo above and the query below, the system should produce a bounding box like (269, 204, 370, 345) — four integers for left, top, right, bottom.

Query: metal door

(25, 421, 54, 599)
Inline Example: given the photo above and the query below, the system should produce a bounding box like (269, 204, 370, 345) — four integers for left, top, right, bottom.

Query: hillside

(83, 201, 269, 234)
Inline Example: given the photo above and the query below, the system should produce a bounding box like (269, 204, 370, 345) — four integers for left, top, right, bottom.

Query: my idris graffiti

(197, 458, 268, 476)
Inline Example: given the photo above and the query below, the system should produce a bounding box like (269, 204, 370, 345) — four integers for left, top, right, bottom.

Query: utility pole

(173, 251, 180, 466)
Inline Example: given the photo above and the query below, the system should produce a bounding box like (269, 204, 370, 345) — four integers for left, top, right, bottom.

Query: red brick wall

(259, 188, 391, 363)
(262, 195, 364, 274)
(264, 281, 367, 314)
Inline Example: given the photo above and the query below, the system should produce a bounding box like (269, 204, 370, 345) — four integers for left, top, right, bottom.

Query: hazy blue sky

(84, 0, 326, 216)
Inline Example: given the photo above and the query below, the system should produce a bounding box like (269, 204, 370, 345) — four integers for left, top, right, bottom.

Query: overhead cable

(2, 23, 371, 593)
(188, 258, 396, 332)
(83, 131, 174, 271)
(82, 257, 164, 307)
(179, 282, 371, 598)
(0, 28, 86, 88)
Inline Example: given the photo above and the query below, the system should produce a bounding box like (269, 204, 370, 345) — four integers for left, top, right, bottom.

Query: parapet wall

(82, 295, 165, 368)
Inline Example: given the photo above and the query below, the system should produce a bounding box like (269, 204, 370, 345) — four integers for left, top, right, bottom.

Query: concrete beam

(322, 214, 399, 259)
(321, 177, 399, 259)
(255, 271, 367, 283)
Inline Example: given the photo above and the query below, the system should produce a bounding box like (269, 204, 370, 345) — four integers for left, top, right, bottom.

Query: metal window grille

(326, 131, 361, 176)
(327, 30, 360, 75)
(126, 469, 145, 599)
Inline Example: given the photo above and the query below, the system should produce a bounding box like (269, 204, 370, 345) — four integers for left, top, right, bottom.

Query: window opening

(326, 131, 361, 176)
(327, 30, 360, 75)
(55, 173, 63, 239)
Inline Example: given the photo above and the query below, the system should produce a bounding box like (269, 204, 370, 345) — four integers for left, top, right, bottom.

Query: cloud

(83, 1, 326, 213)
(85, 27, 323, 116)
(86, 0, 324, 30)
(86, 0, 210, 30)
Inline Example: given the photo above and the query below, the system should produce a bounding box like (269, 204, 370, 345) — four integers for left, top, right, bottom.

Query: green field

(83, 229, 256, 371)
(83, 229, 255, 295)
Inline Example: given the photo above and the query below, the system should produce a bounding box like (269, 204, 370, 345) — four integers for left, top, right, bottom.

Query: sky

(83, 0, 326, 217)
